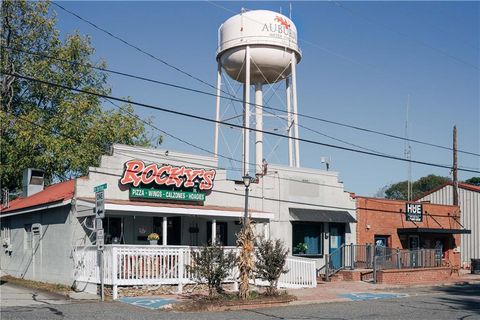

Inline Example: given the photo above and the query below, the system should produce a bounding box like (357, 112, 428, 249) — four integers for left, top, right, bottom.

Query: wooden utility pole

(453, 125, 459, 206)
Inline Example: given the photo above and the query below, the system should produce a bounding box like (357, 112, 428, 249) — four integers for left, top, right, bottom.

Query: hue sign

(119, 160, 216, 202)
(405, 203, 423, 222)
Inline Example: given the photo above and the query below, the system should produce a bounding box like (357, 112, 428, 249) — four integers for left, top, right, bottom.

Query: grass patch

(0, 275, 72, 295)
(172, 290, 296, 312)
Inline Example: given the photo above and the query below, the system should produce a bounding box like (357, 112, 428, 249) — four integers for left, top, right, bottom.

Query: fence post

(396, 248, 401, 269)
(373, 254, 377, 283)
(350, 243, 354, 270)
(112, 247, 118, 300)
(177, 249, 184, 294)
(325, 254, 330, 282)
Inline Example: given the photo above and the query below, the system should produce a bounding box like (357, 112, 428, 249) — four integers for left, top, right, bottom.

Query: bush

(255, 238, 289, 295)
(186, 242, 237, 297)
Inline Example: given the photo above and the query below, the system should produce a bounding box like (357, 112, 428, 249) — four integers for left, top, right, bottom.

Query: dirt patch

(170, 291, 296, 312)
(0, 275, 72, 296)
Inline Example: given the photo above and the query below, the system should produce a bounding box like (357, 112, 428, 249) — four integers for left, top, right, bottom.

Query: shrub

(255, 238, 289, 295)
(186, 242, 237, 297)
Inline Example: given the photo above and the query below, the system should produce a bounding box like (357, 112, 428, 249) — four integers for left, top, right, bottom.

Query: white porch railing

(73, 245, 316, 299)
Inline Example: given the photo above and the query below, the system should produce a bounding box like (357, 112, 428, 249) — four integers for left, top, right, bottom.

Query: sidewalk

(289, 273, 480, 305)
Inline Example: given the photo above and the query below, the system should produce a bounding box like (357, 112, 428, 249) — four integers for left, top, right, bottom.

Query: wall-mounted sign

(406, 203, 423, 222)
(130, 187, 206, 202)
(119, 160, 216, 202)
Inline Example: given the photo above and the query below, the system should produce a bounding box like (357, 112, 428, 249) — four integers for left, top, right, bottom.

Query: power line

(5, 71, 480, 174)
(5, 45, 479, 158)
(5, 111, 360, 191)
(51, 2, 235, 100)
(50, 3, 480, 158)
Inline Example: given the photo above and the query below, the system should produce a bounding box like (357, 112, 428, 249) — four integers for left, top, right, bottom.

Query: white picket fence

(73, 245, 316, 299)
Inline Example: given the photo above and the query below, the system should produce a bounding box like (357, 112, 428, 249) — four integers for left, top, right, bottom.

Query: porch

(77, 198, 273, 246)
(73, 245, 317, 300)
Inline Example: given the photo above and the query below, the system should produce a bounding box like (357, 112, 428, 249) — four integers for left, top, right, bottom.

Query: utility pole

(453, 125, 459, 206)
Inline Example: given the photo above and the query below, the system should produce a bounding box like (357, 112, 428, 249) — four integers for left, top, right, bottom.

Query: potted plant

(293, 242, 308, 255)
(147, 233, 160, 245)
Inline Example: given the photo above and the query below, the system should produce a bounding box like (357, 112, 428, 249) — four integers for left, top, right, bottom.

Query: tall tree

(1, 0, 154, 192)
(464, 177, 480, 186)
(384, 174, 451, 200)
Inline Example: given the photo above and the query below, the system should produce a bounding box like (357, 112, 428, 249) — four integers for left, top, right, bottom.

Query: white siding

(420, 185, 480, 264)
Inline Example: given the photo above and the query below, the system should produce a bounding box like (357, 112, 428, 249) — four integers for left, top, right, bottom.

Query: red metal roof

(1, 180, 75, 214)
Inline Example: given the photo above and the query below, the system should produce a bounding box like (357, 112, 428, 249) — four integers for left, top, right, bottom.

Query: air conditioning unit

(32, 223, 42, 235)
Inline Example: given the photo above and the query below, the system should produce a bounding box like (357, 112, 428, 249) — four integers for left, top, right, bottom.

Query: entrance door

(329, 224, 345, 269)
(408, 235, 420, 267)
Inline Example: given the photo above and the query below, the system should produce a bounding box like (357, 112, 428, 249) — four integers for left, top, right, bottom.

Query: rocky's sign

(120, 160, 216, 198)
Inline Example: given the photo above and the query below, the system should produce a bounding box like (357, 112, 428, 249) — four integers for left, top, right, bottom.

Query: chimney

(22, 168, 45, 197)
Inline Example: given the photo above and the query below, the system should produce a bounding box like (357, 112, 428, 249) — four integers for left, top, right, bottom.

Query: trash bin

(471, 259, 480, 274)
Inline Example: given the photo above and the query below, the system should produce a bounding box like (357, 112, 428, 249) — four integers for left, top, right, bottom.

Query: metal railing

(373, 248, 442, 283)
(322, 244, 373, 281)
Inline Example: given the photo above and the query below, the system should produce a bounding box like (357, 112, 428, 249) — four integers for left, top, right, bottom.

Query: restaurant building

(355, 196, 470, 266)
(0, 144, 356, 290)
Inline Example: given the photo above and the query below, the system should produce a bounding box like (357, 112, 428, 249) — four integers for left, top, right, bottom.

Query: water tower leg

(255, 83, 263, 175)
(243, 46, 251, 176)
(286, 77, 294, 167)
(291, 53, 300, 168)
(214, 61, 222, 159)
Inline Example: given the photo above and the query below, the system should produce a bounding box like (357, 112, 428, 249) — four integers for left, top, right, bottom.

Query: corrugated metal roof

(1, 180, 75, 214)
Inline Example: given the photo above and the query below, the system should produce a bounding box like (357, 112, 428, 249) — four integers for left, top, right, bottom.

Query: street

(1, 283, 479, 320)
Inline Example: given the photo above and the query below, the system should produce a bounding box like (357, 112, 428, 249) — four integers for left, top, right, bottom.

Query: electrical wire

(4, 71, 479, 174)
(4, 45, 479, 157)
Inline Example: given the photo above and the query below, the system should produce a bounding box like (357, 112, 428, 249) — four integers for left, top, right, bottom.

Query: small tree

(255, 238, 289, 296)
(186, 242, 236, 297)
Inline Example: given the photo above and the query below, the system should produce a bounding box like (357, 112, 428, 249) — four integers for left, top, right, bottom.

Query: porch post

(263, 222, 269, 240)
(162, 217, 167, 246)
(211, 219, 216, 245)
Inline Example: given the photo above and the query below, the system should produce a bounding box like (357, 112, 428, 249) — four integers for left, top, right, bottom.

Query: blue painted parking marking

(339, 292, 408, 301)
(118, 296, 176, 309)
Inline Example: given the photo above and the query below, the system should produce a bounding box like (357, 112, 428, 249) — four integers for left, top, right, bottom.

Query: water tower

(213, 9, 302, 176)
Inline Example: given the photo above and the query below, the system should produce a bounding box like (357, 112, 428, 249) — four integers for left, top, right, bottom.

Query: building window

(292, 222, 323, 257)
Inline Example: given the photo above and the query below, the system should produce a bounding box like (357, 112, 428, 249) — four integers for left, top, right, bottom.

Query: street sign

(94, 183, 107, 193)
(95, 190, 105, 219)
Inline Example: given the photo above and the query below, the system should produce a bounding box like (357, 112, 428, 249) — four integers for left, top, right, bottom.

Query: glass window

(292, 222, 323, 257)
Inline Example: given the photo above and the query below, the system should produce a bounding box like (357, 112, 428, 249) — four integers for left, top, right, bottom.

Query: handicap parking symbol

(339, 292, 408, 301)
(118, 297, 176, 309)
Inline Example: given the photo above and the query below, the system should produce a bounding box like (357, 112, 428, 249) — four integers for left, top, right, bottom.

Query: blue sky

(53, 1, 479, 196)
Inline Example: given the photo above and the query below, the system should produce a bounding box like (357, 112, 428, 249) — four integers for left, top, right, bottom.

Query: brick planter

(376, 267, 458, 284)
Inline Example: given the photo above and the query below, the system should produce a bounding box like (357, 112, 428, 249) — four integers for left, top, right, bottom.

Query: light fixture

(242, 174, 252, 188)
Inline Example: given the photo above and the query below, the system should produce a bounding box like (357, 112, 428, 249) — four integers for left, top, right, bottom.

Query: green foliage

(384, 174, 451, 200)
(255, 238, 289, 296)
(464, 177, 480, 186)
(293, 242, 308, 254)
(1, 0, 153, 191)
(186, 243, 237, 297)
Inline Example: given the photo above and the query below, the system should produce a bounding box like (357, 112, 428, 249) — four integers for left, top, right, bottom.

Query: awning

(289, 208, 356, 223)
(397, 228, 471, 235)
(76, 198, 273, 220)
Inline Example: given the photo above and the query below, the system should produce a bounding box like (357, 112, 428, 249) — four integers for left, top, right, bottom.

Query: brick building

(356, 197, 470, 266)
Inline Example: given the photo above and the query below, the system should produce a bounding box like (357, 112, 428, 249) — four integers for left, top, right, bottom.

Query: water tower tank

(217, 10, 301, 84)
